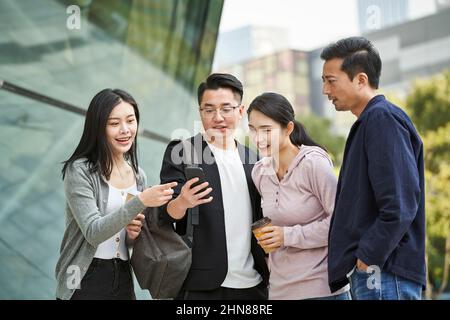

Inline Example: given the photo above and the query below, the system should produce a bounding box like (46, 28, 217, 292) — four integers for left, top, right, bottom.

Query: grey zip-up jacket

(55, 158, 147, 300)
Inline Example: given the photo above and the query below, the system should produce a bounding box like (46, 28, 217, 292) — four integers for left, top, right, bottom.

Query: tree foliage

(406, 71, 450, 133)
(404, 70, 450, 297)
(299, 114, 346, 166)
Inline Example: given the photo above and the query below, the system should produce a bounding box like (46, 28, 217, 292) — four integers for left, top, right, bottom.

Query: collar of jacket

(357, 94, 386, 122)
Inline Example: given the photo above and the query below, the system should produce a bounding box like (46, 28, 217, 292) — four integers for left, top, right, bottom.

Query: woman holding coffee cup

(55, 89, 177, 300)
(248, 92, 350, 300)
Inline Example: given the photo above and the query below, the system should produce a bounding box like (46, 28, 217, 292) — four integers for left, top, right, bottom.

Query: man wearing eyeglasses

(159, 73, 269, 300)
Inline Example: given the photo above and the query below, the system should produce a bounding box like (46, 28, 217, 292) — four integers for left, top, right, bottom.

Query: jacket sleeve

(283, 153, 338, 249)
(138, 167, 148, 188)
(64, 164, 146, 247)
(355, 109, 421, 268)
(159, 140, 188, 235)
(126, 167, 148, 248)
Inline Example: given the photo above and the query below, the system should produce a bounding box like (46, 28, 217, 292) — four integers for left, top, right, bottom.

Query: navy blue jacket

(328, 95, 426, 293)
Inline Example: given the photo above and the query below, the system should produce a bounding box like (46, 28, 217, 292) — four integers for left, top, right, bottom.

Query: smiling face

(199, 87, 244, 144)
(105, 101, 138, 157)
(248, 110, 292, 158)
(322, 58, 361, 112)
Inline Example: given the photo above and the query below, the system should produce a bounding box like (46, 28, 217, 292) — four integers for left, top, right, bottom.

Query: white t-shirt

(207, 142, 262, 288)
(94, 183, 138, 260)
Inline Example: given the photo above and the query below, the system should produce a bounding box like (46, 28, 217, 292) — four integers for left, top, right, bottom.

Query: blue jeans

(349, 267, 422, 300)
(307, 291, 352, 300)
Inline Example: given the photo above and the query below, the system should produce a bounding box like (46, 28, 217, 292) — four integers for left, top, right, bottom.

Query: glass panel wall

(0, 0, 223, 299)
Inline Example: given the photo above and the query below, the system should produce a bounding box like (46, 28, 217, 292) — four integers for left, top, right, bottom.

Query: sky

(218, 0, 438, 51)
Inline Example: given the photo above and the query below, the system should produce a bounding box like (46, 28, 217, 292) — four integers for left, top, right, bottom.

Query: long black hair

(247, 92, 325, 151)
(62, 88, 140, 180)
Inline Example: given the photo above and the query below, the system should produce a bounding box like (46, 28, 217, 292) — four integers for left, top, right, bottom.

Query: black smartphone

(184, 166, 209, 198)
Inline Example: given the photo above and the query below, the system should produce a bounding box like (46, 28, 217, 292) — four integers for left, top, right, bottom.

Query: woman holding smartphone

(55, 88, 177, 300)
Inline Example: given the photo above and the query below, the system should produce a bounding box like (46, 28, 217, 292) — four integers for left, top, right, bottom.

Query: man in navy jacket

(321, 37, 425, 300)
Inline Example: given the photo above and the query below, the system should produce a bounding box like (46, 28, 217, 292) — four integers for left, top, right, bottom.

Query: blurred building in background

(369, 7, 450, 93)
(217, 7, 450, 136)
(310, 7, 450, 135)
(218, 49, 311, 116)
(213, 25, 290, 70)
(435, 0, 450, 10)
(357, 0, 409, 33)
(0, 0, 223, 299)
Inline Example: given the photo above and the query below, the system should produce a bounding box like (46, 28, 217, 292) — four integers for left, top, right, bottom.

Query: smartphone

(184, 166, 209, 198)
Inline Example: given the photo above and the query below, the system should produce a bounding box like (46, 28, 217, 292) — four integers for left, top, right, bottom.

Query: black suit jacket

(159, 134, 269, 291)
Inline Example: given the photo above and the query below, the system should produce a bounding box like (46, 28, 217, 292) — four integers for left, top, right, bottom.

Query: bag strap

(180, 139, 201, 248)
(184, 203, 196, 248)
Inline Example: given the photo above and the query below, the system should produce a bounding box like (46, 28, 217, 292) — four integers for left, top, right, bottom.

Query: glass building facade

(0, 0, 223, 299)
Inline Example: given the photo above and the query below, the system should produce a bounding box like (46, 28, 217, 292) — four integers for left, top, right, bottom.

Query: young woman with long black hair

(248, 92, 350, 300)
(55, 89, 177, 300)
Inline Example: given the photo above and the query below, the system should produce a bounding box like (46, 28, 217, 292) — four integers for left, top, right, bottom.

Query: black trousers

(179, 281, 268, 300)
(71, 258, 135, 300)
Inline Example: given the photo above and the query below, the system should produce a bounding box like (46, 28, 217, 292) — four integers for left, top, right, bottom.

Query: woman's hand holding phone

(138, 182, 178, 207)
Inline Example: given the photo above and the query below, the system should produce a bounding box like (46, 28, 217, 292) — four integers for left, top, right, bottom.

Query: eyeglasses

(199, 106, 240, 119)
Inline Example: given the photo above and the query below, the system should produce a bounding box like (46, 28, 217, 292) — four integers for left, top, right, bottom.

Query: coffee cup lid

(251, 217, 272, 230)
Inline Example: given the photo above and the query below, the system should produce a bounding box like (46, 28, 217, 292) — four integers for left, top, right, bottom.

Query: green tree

(423, 125, 450, 298)
(406, 70, 450, 132)
(299, 113, 346, 166)
(404, 70, 450, 299)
